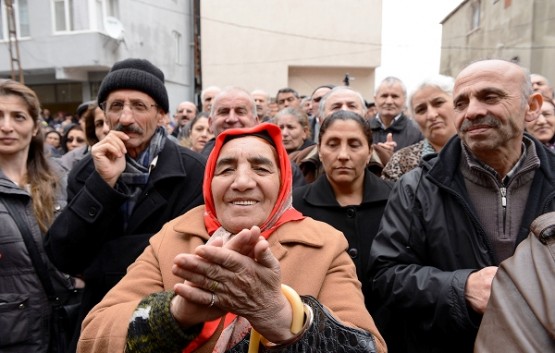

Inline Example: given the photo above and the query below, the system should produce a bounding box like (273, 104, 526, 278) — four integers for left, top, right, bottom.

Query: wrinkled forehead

(454, 63, 521, 97)
(217, 136, 279, 165)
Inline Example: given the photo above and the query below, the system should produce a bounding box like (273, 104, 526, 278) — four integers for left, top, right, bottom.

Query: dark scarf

(119, 126, 167, 229)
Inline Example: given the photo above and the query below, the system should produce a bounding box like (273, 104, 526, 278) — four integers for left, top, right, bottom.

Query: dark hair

(276, 87, 299, 99)
(82, 102, 101, 145)
(45, 130, 63, 146)
(62, 123, 84, 153)
(318, 110, 372, 146)
(311, 84, 336, 97)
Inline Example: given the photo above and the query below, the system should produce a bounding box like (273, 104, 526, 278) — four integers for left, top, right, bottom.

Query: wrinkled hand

(90, 131, 128, 187)
(374, 133, 397, 166)
(171, 226, 293, 342)
(465, 266, 498, 314)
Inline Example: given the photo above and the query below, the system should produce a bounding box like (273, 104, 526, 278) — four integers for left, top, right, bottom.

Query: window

(0, 0, 30, 39)
(173, 31, 183, 65)
(52, 0, 119, 33)
(470, 1, 481, 31)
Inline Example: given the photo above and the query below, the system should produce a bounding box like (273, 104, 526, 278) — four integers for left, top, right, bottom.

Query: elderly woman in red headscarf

(77, 123, 385, 353)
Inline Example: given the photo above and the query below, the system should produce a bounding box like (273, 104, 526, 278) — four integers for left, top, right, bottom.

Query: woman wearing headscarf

(78, 123, 385, 353)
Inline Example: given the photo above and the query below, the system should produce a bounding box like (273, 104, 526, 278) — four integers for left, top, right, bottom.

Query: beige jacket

(78, 206, 386, 353)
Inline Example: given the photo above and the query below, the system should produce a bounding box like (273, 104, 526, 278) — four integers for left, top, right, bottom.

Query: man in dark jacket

(45, 58, 206, 352)
(368, 59, 555, 353)
(369, 76, 423, 163)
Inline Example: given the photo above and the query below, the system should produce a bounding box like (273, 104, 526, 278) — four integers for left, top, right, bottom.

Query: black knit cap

(97, 58, 169, 113)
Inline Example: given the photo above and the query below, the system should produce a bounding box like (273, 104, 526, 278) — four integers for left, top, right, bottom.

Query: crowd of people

(1, 57, 555, 353)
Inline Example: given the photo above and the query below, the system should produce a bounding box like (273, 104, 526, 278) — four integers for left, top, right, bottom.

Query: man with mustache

(368, 59, 555, 353)
(45, 58, 206, 352)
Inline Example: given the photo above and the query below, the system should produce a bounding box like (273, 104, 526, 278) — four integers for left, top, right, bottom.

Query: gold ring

(208, 292, 216, 308)
(208, 281, 219, 292)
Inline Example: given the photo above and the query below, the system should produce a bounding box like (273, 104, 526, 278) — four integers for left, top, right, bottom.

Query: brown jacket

(474, 212, 555, 353)
(78, 206, 386, 353)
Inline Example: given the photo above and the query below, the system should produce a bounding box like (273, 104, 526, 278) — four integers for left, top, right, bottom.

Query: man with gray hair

(369, 59, 555, 353)
(251, 89, 272, 122)
(201, 86, 221, 113)
(370, 76, 423, 164)
(200, 86, 306, 187)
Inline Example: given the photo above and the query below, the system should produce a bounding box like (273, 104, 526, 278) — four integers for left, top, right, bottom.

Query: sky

(376, 0, 463, 94)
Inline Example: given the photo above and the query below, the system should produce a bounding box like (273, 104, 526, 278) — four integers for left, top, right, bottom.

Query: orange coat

(78, 206, 386, 353)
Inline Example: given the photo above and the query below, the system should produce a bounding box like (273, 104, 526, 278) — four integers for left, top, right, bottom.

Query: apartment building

(440, 0, 555, 82)
(0, 0, 194, 115)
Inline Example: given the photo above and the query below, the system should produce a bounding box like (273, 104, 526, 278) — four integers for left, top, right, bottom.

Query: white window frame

(0, 0, 30, 40)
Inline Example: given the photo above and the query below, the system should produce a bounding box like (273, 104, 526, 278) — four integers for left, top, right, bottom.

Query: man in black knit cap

(45, 58, 206, 352)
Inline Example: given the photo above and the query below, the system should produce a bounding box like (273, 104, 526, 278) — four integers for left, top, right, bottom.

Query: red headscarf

(202, 122, 303, 239)
(184, 123, 304, 353)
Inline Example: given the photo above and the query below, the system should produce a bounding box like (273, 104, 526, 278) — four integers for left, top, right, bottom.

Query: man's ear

(525, 92, 543, 122)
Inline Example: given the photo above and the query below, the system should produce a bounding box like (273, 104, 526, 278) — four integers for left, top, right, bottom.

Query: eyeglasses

(67, 137, 85, 143)
(100, 100, 158, 117)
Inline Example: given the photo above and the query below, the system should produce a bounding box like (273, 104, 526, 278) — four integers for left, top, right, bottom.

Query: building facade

(0, 0, 382, 115)
(201, 0, 382, 99)
(440, 0, 555, 82)
(0, 0, 195, 116)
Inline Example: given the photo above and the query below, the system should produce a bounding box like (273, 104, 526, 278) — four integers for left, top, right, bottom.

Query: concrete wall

(440, 0, 555, 82)
(201, 0, 382, 98)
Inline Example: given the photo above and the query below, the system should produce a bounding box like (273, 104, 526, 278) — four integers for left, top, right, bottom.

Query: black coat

(368, 135, 555, 353)
(45, 140, 206, 341)
(292, 171, 392, 311)
(369, 113, 423, 151)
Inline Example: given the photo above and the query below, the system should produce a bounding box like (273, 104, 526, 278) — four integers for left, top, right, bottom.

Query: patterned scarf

(119, 126, 166, 230)
(183, 123, 304, 353)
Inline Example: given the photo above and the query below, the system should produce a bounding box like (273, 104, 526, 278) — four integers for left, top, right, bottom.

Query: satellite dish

(104, 16, 124, 40)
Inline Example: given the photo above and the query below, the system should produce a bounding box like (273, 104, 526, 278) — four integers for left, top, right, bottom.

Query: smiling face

(411, 85, 457, 150)
(318, 119, 371, 188)
(453, 60, 539, 158)
(209, 89, 258, 136)
(0, 95, 39, 159)
(526, 99, 555, 144)
(211, 136, 280, 234)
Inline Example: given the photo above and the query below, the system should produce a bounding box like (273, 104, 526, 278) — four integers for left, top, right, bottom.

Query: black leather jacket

(368, 134, 555, 353)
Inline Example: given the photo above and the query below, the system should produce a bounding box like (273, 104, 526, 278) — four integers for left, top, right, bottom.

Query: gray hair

(409, 75, 454, 116)
(376, 76, 407, 99)
(209, 86, 257, 120)
(319, 86, 368, 120)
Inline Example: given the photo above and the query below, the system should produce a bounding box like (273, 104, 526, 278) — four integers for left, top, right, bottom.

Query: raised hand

(90, 130, 129, 187)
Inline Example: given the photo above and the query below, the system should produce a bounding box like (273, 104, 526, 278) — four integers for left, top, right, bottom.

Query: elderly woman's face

(411, 85, 457, 149)
(318, 119, 371, 187)
(276, 114, 307, 152)
(211, 136, 280, 234)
